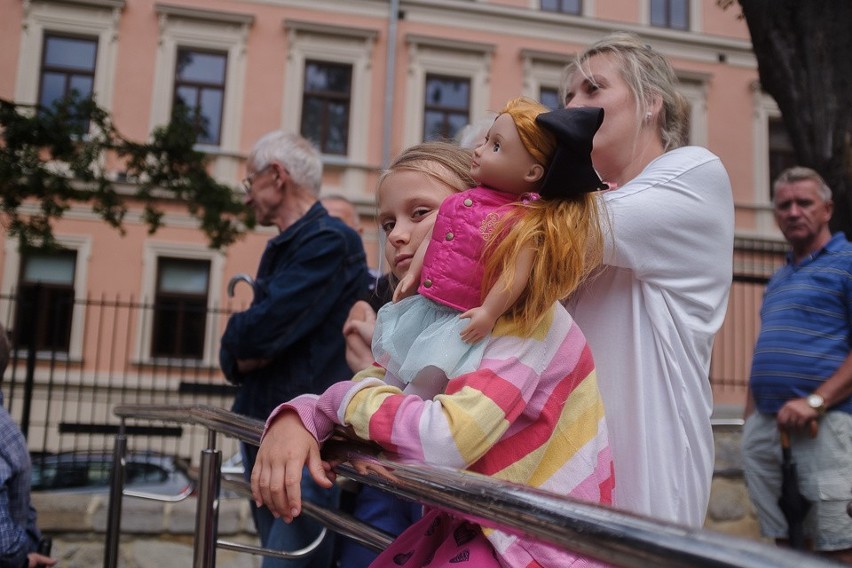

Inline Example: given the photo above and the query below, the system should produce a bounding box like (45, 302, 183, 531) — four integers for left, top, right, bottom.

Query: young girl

(374, 97, 607, 391)
(251, 137, 613, 567)
(338, 141, 477, 568)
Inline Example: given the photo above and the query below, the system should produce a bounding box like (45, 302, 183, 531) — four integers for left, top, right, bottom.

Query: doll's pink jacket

(418, 185, 518, 311)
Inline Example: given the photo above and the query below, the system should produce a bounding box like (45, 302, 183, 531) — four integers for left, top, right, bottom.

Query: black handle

(36, 536, 52, 567)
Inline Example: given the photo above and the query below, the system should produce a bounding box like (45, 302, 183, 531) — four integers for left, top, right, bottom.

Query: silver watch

(806, 393, 827, 416)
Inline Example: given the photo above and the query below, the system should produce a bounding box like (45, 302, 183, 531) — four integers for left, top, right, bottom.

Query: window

(676, 74, 709, 148)
(540, 0, 581, 15)
(173, 48, 227, 146)
(650, 0, 689, 30)
(768, 117, 796, 200)
(151, 258, 210, 359)
(301, 60, 353, 155)
(539, 87, 561, 111)
(136, 242, 224, 365)
(423, 75, 470, 142)
(282, 21, 377, 170)
(15, 1, 122, 113)
(15, 250, 77, 352)
(151, 5, 253, 157)
(38, 34, 98, 110)
(520, 49, 572, 115)
(403, 35, 492, 148)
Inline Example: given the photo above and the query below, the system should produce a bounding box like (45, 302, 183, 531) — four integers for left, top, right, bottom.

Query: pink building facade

(0, 0, 787, 452)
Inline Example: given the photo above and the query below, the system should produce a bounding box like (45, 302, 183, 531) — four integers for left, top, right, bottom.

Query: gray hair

(561, 31, 690, 151)
(248, 131, 323, 195)
(773, 166, 832, 204)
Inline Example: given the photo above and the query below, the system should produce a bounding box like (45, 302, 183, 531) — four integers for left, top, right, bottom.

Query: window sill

(130, 358, 220, 371)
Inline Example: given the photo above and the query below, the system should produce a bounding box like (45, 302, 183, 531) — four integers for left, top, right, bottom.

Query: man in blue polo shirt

(743, 167, 852, 562)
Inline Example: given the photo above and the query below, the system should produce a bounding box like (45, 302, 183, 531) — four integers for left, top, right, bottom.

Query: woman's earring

(645, 112, 653, 122)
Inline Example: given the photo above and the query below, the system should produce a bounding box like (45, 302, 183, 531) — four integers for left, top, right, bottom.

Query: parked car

(221, 451, 244, 477)
(30, 450, 193, 497)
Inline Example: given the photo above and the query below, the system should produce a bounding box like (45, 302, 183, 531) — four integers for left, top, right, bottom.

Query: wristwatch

(806, 393, 827, 416)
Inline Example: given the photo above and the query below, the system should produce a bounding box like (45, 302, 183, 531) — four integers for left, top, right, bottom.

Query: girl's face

(472, 113, 540, 195)
(377, 169, 457, 279)
(563, 53, 643, 184)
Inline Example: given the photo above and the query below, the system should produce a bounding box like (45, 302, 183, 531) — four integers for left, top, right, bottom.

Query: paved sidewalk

(32, 492, 261, 567)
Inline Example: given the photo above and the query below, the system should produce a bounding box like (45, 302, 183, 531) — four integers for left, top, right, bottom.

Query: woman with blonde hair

(562, 31, 735, 527)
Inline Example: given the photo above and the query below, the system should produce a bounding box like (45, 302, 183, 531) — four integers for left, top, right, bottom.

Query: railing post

(193, 429, 222, 568)
(20, 283, 39, 439)
(104, 421, 128, 568)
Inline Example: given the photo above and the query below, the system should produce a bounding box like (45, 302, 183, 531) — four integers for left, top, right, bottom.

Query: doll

(373, 97, 606, 388)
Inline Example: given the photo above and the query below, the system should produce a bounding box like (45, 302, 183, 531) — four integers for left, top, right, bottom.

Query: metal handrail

(109, 404, 840, 568)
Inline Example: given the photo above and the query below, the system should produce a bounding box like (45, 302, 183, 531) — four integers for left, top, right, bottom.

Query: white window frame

(281, 20, 378, 166)
(403, 34, 494, 148)
(136, 242, 225, 367)
(520, 49, 573, 107)
(14, 0, 124, 111)
(676, 72, 709, 148)
(1, 235, 92, 361)
(150, 4, 252, 175)
(752, 88, 784, 236)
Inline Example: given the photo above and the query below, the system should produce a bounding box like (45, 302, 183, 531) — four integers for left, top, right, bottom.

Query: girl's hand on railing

(250, 410, 334, 523)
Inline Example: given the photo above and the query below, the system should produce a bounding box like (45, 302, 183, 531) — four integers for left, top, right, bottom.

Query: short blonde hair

(562, 31, 690, 151)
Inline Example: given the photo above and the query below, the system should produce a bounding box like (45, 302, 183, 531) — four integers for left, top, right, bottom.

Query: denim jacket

(220, 202, 368, 420)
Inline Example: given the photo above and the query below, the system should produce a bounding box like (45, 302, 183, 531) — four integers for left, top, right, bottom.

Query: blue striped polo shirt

(749, 232, 852, 415)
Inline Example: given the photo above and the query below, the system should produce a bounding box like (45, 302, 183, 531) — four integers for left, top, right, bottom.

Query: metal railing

(106, 404, 840, 568)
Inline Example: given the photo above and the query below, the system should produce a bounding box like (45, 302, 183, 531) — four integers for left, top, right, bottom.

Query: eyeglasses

(241, 164, 273, 194)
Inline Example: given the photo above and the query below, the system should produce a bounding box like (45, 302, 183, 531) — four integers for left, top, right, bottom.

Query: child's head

(377, 142, 475, 280)
(472, 97, 555, 195)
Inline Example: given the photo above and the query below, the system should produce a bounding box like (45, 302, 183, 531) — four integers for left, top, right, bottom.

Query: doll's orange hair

(481, 97, 604, 336)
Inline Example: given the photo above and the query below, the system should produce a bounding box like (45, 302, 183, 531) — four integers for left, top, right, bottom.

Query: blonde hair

(378, 141, 475, 194)
(482, 98, 604, 336)
(562, 31, 690, 151)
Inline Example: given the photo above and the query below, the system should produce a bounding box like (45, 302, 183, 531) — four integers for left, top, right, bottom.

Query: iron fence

(709, 237, 787, 407)
(0, 237, 788, 463)
(0, 291, 244, 464)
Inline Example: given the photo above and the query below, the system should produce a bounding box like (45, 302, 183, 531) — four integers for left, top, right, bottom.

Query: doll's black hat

(535, 107, 607, 200)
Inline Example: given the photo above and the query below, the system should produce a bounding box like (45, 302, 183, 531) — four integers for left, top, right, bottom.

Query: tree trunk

(738, 0, 852, 235)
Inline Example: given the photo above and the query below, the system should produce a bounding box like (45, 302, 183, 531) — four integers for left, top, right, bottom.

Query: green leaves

(0, 95, 253, 251)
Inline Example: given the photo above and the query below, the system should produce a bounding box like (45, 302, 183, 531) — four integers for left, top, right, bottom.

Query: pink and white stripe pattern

(267, 303, 614, 567)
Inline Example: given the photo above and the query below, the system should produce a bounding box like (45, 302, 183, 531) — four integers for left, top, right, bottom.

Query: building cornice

(405, 33, 495, 55)
(283, 18, 378, 41)
(155, 3, 255, 26)
(30, 0, 125, 9)
(399, 0, 756, 69)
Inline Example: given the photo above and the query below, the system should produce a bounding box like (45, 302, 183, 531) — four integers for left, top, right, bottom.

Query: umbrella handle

(779, 429, 791, 450)
(779, 421, 819, 450)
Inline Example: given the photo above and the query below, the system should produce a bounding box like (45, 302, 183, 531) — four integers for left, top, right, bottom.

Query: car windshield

(31, 452, 190, 495)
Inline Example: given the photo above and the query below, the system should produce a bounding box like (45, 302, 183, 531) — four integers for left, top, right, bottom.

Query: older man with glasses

(221, 131, 368, 568)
